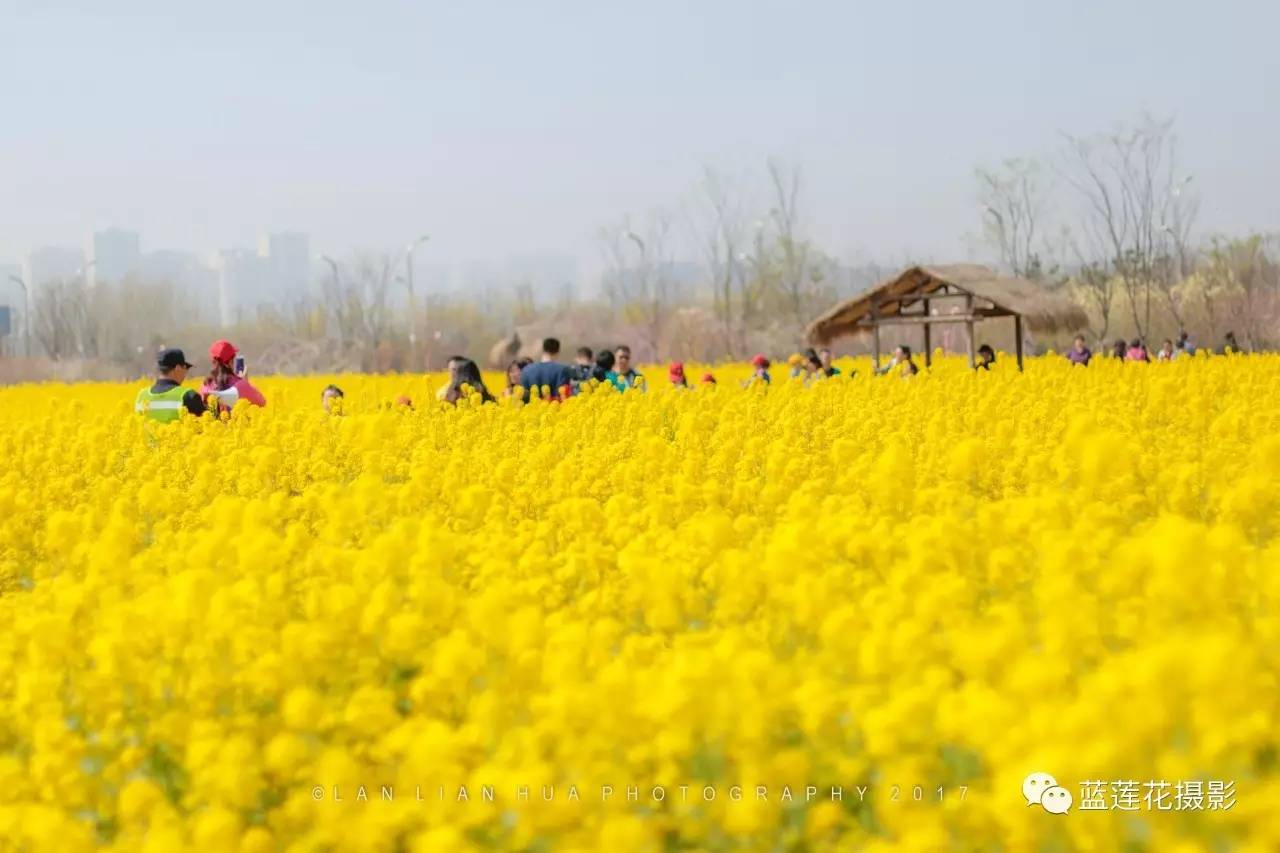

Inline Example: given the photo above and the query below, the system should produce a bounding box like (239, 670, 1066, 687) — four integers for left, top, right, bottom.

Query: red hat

(668, 361, 685, 377)
(209, 339, 238, 366)
(751, 354, 769, 368)
(701, 373, 716, 384)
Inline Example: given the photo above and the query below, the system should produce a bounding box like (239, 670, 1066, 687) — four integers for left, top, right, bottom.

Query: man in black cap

(134, 348, 208, 422)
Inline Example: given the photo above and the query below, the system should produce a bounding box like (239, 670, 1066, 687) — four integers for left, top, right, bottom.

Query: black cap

(157, 348, 193, 370)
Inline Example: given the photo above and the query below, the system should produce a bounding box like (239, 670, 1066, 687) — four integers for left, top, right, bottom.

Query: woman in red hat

(746, 354, 771, 387)
(201, 339, 267, 413)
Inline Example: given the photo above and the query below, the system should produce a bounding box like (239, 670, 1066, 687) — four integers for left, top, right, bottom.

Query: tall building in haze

(140, 250, 219, 323)
(260, 232, 311, 299)
(213, 233, 311, 326)
(24, 246, 85, 287)
(88, 228, 141, 287)
(0, 261, 21, 349)
(0, 261, 22, 307)
(214, 249, 269, 328)
(502, 253, 580, 300)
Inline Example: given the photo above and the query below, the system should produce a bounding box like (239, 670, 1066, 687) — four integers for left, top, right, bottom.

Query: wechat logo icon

(1024, 772, 1072, 814)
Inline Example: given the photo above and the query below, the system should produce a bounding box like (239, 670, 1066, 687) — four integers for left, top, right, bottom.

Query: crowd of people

(133, 328, 1255, 422)
(1064, 330, 1245, 366)
(489, 339, 673, 402)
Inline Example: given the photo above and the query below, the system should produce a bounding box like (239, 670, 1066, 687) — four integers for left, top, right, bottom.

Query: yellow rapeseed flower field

(1, 353, 1278, 851)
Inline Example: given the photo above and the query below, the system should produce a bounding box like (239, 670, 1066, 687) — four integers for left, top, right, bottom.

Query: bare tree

(736, 217, 774, 347)
(767, 157, 816, 330)
(513, 281, 537, 325)
(354, 251, 398, 351)
(689, 166, 747, 355)
(598, 210, 675, 358)
(31, 280, 84, 359)
(1060, 116, 1187, 340)
(96, 277, 194, 362)
(321, 251, 398, 369)
(597, 219, 632, 313)
(1156, 175, 1199, 332)
(1069, 257, 1118, 343)
(287, 294, 327, 340)
(1199, 235, 1280, 351)
(976, 158, 1046, 278)
(29, 279, 107, 360)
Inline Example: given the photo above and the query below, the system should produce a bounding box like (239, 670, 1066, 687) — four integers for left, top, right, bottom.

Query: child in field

(747, 355, 771, 386)
(788, 352, 809, 380)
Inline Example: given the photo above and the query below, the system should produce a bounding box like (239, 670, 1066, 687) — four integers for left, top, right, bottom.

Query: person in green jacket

(135, 348, 208, 422)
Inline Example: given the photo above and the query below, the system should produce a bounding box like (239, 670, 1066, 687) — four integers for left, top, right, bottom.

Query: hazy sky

(3, 0, 1277, 277)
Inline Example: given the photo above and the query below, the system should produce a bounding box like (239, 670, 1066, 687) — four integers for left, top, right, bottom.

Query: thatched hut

(806, 264, 1088, 370)
(487, 332, 522, 369)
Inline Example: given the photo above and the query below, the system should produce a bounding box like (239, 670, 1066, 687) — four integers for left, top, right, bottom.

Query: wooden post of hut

(965, 292, 976, 369)
(871, 303, 881, 372)
(923, 297, 932, 368)
(1015, 314, 1025, 372)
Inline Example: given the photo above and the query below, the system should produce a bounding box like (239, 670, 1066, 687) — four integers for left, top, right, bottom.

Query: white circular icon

(1041, 785, 1073, 814)
(1022, 772, 1058, 806)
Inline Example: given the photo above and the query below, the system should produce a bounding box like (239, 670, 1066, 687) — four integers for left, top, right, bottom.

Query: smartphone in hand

(233, 355, 246, 377)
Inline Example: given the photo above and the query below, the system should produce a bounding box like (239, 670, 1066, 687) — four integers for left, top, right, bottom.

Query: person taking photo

(201, 339, 267, 414)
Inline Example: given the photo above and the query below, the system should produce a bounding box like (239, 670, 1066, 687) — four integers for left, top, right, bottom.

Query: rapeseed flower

(0, 355, 1275, 849)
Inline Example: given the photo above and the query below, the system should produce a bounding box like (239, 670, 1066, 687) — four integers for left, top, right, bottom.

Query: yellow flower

(0, 355, 1277, 848)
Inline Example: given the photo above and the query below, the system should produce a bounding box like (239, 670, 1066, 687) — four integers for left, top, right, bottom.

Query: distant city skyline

(0, 222, 892, 336)
(1, 228, 594, 296)
(0, 225, 603, 327)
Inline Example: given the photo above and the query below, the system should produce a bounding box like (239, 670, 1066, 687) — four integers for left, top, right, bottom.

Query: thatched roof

(806, 264, 1089, 345)
(487, 332, 522, 368)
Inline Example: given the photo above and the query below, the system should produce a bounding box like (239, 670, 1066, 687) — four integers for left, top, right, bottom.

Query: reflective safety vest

(135, 384, 190, 423)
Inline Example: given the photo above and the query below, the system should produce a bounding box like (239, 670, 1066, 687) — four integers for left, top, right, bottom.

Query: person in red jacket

(201, 339, 267, 414)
